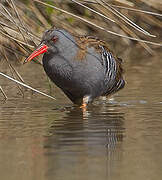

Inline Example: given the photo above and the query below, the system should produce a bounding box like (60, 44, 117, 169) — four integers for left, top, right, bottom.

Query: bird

(24, 28, 125, 108)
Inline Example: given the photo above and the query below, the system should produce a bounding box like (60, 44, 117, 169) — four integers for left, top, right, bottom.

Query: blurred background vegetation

(0, 0, 162, 99)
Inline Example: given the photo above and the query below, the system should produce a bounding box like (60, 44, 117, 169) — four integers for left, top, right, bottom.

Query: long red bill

(24, 44, 48, 64)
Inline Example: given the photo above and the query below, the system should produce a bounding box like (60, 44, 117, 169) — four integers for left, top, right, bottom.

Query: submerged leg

(80, 95, 92, 110)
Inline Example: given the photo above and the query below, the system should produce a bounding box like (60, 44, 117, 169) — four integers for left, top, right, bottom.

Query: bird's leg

(80, 95, 91, 110)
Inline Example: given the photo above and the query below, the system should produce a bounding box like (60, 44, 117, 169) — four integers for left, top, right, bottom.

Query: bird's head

(24, 29, 75, 63)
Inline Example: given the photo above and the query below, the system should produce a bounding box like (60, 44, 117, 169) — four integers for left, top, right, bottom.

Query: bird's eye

(52, 36, 58, 43)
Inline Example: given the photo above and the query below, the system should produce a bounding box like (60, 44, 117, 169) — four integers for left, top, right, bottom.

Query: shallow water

(0, 52, 162, 180)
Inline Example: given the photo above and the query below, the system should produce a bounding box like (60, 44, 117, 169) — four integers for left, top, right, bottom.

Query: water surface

(0, 52, 162, 180)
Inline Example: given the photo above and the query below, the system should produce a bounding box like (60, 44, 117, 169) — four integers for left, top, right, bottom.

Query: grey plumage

(40, 28, 125, 105)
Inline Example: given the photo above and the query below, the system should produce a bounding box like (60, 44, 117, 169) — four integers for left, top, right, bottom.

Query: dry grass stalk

(0, 85, 8, 100)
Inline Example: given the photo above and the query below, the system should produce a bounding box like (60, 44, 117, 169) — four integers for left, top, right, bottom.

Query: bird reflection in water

(43, 103, 125, 179)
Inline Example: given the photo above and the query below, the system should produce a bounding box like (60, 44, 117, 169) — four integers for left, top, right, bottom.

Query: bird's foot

(80, 103, 87, 112)
(79, 95, 92, 112)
